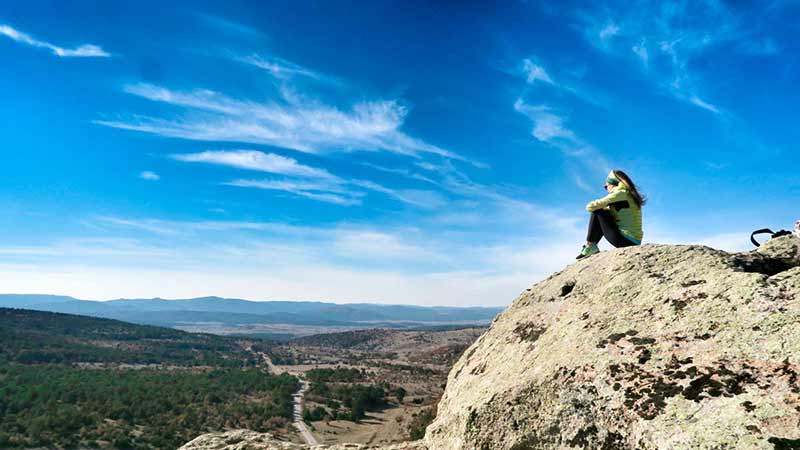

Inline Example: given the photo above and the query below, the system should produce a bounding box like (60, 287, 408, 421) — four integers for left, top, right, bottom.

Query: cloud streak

(167, 149, 446, 207)
(239, 54, 321, 80)
(0, 24, 109, 57)
(513, 100, 582, 153)
(169, 150, 337, 180)
(226, 178, 363, 206)
(96, 83, 468, 163)
(513, 98, 610, 190)
(522, 59, 554, 84)
(139, 171, 160, 181)
(560, 1, 763, 114)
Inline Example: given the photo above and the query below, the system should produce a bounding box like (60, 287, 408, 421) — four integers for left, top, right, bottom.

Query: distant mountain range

(0, 294, 503, 331)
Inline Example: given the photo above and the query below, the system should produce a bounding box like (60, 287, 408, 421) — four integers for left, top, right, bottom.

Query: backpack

(750, 228, 793, 247)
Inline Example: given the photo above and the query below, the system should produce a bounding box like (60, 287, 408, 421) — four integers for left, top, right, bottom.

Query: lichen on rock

(426, 236, 800, 450)
(178, 430, 427, 450)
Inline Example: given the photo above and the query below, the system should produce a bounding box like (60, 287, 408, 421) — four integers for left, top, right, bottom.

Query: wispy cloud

(632, 40, 648, 65)
(139, 171, 160, 181)
(516, 56, 610, 108)
(350, 180, 447, 209)
(96, 83, 467, 162)
(561, 1, 766, 114)
(522, 59, 554, 84)
(167, 149, 444, 207)
(194, 13, 263, 37)
(226, 178, 363, 206)
(360, 162, 438, 185)
(0, 24, 109, 57)
(96, 217, 182, 235)
(513, 98, 610, 189)
(737, 38, 779, 55)
(689, 96, 720, 114)
(169, 150, 337, 180)
(599, 23, 620, 42)
(513, 100, 581, 152)
(239, 54, 321, 80)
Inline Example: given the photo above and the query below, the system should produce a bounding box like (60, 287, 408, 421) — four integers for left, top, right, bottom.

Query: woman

(577, 169, 645, 259)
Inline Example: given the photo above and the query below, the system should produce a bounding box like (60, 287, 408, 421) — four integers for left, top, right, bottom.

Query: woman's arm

(586, 189, 627, 212)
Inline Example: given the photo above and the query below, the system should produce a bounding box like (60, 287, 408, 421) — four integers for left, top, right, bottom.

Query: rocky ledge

(178, 430, 426, 450)
(183, 236, 800, 450)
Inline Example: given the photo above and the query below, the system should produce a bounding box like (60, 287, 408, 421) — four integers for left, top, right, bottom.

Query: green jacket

(586, 185, 643, 243)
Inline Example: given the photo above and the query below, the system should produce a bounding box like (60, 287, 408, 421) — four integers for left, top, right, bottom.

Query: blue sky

(0, 0, 798, 306)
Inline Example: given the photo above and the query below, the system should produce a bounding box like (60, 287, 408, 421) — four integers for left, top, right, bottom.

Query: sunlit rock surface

(178, 429, 427, 450)
(426, 236, 800, 450)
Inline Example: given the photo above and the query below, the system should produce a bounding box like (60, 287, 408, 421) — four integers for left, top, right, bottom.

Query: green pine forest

(0, 308, 298, 449)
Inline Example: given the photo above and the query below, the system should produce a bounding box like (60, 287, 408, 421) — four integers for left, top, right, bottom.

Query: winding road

(252, 347, 318, 445)
(292, 379, 319, 445)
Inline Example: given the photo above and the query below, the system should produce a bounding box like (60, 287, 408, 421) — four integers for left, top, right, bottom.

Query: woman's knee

(592, 209, 612, 220)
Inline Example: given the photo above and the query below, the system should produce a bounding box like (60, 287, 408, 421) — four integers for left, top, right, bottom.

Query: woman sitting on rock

(577, 169, 645, 259)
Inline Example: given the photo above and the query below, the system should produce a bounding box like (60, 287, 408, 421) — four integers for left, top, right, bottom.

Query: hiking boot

(576, 244, 599, 259)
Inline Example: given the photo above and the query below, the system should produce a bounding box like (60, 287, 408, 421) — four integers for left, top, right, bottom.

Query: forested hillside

(0, 308, 297, 449)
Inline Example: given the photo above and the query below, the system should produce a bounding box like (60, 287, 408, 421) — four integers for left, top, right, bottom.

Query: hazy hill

(0, 295, 503, 330)
(0, 307, 256, 366)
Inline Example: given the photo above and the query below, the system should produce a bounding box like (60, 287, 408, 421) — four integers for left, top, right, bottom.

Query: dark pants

(586, 209, 636, 248)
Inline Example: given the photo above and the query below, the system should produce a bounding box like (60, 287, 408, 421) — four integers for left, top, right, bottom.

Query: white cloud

(738, 38, 779, 56)
(168, 149, 444, 207)
(226, 178, 363, 206)
(163, 148, 449, 207)
(349, 180, 447, 209)
(239, 54, 320, 80)
(194, 13, 263, 37)
(689, 96, 720, 114)
(632, 40, 648, 65)
(513, 98, 611, 190)
(360, 162, 438, 185)
(225, 176, 448, 209)
(599, 23, 620, 41)
(522, 59, 554, 84)
(516, 56, 611, 109)
(97, 83, 469, 163)
(513, 100, 579, 147)
(0, 24, 109, 57)
(331, 230, 441, 261)
(95, 217, 183, 235)
(5, 208, 761, 306)
(0, 215, 586, 306)
(139, 171, 160, 181)
(169, 150, 337, 180)
(569, 3, 744, 114)
(0, 238, 173, 259)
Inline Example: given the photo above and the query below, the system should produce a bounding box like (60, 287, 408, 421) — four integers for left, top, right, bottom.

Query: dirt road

(293, 379, 318, 445)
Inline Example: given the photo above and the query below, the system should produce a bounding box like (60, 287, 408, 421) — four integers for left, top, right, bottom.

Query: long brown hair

(612, 169, 646, 207)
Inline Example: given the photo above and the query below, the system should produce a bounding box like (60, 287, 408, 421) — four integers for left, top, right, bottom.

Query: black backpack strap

(751, 228, 774, 247)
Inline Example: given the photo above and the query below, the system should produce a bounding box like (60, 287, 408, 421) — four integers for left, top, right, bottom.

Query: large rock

(425, 236, 800, 450)
(177, 430, 426, 450)
(181, 237, 800, 450)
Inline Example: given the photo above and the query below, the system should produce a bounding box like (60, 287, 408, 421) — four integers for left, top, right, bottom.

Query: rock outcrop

(178, 430, 426, 450)
(427, 236, 800, 450)
(181, 236, 800, 450)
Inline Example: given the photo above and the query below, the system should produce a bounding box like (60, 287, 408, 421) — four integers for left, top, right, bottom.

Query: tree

(394, 386, 406, 403)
